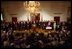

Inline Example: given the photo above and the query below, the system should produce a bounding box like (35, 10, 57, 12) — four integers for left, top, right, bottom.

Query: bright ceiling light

(24, 1, 40, 13)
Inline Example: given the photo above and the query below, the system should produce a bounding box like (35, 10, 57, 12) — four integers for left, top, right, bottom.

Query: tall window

(1, 13, 3, 21)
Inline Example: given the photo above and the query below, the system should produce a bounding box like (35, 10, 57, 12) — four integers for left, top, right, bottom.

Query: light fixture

(24, 1, 40, 13)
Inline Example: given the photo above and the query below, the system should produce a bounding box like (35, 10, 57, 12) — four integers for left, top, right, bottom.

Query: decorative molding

(54, 13, 63, 14)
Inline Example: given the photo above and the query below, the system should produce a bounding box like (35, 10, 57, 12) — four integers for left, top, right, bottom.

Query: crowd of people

(1, 21, 71, 48)
(1, 21, 70, 31)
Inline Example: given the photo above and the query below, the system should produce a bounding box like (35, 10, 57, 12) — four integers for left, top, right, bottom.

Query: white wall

(40, 1, 71, 22)
(1, 1, 71, 22)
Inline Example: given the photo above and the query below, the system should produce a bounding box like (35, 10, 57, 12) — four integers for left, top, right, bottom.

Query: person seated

(37, 40, 44, 48)
(3, 40, 10, 48)
(15, 45, 20, 48)
(9, 43, 15, 48)
(59, 38, 65, 45)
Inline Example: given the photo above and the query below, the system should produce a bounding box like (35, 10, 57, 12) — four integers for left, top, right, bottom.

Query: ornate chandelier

(24, 1, 40, 13)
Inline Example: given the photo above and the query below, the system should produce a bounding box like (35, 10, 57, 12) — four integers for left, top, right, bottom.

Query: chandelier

(24, 1, 40, 13)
